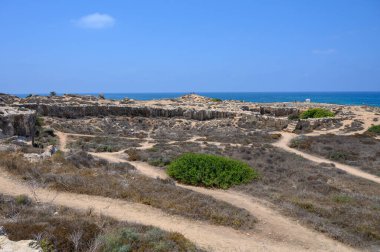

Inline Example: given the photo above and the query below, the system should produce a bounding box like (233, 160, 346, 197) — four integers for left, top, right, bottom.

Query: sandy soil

(0, 236, 38, 252)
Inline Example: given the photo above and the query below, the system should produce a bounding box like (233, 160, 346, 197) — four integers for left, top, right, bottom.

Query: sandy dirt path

(89, 151, 355, 252)
(273, 132, 380, 184)
(56, 131, 156, 151)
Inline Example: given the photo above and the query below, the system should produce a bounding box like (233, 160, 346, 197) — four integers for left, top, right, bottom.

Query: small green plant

(15, 195, 30, 205)
(35, 117, 44, 127)
(367, 125, 380, 134)
(211, 98, 222, 102)
(300, 108, 335, 119)
(167, 153, 257, 189)
(333, 194, 353, 204)
(329, 151, 348, 161)
(49, 91, 57, 97)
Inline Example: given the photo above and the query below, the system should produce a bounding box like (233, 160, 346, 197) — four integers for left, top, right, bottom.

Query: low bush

(15, 194, 31, 205)
(210, 97, 222, 102)
(167, 153, 257, 189)
(99, 227, 199, 252)
(35, 117, 44, 127)
(300, 108, 335, 119)
(368, 125, 380, 134)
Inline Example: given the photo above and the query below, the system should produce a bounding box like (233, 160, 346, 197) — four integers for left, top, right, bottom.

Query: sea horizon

(13, 91, 380, 107)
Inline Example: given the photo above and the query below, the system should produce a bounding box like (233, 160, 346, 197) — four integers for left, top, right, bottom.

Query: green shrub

(300, 108, 335, 119)
(210, 98, 222, 102)
(368, 125, 380, 134)
(167, 153, 257, 189)
(35, 117, 44, 127)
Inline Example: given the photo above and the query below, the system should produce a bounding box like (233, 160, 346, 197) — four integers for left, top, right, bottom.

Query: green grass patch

(368, 125, 380, 134)
(300, 108, 335, 119)
(167, 153, 257, 189)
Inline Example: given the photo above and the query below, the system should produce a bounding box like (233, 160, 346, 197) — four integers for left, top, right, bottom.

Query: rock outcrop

(17, 103, 237, 121)
(0, 93, 19, 105)
(0, 107, 36, 138)
(1, 93, 346, 132)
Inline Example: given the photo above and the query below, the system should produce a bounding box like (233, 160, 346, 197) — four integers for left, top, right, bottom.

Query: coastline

(12, 91, 380, 107)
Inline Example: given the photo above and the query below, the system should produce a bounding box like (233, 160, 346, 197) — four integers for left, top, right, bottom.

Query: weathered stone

(0, 107, 36, 138)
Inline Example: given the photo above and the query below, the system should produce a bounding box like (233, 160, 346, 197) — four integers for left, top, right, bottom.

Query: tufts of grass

(15, 195, 31, 206)
(167, 153, 257, 189)
(300, 108, 335, 119)
(332, 194, 353, 204)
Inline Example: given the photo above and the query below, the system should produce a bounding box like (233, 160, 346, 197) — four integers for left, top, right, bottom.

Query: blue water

(16, 92, 380, 107)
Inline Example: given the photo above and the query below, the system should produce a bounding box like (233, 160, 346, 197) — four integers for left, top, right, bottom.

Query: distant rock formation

(0, 93, 345, 132)
(17, 103, 236, 121)
(0, 106, 36, 138)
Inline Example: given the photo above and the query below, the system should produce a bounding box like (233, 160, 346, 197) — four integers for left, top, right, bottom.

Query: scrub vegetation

(300, 108, 335, 119)
(167, 153, 257, 189)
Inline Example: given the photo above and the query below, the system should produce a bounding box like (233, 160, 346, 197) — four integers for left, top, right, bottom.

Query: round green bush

(300, 108, 335, 119)
(368, 125, 380, 134)
(167, 153, 257, 189)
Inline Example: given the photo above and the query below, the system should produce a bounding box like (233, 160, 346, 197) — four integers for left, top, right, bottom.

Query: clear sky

(1, 0, 380, 93)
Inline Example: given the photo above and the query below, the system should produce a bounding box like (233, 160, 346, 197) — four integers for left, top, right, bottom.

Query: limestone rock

(0, 107, 36, 138)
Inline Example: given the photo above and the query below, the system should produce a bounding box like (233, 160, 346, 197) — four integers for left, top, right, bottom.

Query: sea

(16, 92, 380, 107)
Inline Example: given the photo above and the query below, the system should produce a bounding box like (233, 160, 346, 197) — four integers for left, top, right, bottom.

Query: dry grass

(132, 142, 380, 249)
(289, 133, 380, 176)
(0, 194, 203, 252)
(0, 151, 256, 230)
(67, 135, 143, 152)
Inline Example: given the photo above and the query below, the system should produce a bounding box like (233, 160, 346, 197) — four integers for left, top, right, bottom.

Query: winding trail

(273, 132, 380, 185)
(0, 130, 356, 251)
(89, 147, 354, 251)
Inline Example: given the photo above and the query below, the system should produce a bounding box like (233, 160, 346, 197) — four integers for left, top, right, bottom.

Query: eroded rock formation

(0, 107, 36, 138)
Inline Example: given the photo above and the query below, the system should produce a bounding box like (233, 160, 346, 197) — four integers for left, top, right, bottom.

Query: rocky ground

(0, 93, 380, 252)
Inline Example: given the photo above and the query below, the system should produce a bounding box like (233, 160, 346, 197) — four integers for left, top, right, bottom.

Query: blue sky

(1, 0, 380, 93)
